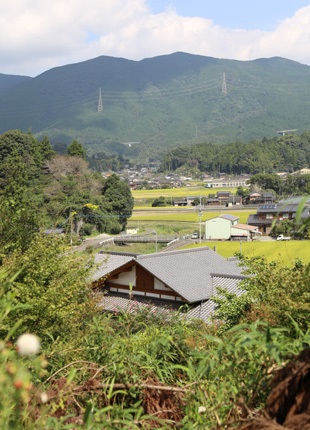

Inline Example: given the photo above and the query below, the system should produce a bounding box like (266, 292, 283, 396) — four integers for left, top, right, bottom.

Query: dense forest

(160, 131, 310, 175)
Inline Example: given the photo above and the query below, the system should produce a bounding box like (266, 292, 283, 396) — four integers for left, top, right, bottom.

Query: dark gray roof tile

(93, 247, 244, 303)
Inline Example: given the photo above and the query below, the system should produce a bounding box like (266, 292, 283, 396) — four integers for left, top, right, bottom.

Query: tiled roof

(98, 274, 245, 324)
(186, 275, 244, 322)
(136, 248, 243, 302)
(247, 214, 269, 225)
(93, 247, 244, 304)
(93, 253, 134, 280)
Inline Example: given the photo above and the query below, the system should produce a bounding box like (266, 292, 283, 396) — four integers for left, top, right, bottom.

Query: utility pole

(153, 230, 158, 253)
(70, 208, 73, 247)
(222, 72, 227, 96)
(98, 87, 103, 112)
(199, 195, 202, 244)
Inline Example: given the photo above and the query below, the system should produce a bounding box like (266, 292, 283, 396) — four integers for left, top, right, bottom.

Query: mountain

(0, 52, 309, 159)
(0, 73, 32, 93)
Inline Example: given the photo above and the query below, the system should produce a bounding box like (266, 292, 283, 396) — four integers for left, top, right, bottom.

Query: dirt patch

(240, 348, 310, 430)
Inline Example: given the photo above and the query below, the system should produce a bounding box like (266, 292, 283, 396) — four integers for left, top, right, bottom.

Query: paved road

(258, 236, 276, 241)
(74, 233, 112, 251)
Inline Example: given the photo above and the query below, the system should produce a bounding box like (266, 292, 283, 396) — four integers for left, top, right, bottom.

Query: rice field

(129, 209, 255, 225)
(182, 240, 310, 266)
(132, 186, 236, 205)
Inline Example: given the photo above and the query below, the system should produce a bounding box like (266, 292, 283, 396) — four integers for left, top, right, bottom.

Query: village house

(92, 247, 246, 324)
(205, 192, 242, 206)
(242, 192, 275, 205)
(205, 214, 260, 241)
(247, 197, 310, 234)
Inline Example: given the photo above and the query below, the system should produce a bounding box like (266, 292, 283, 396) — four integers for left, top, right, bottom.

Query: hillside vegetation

(160, 131, 310, 175)
(0, 53, 309, 159)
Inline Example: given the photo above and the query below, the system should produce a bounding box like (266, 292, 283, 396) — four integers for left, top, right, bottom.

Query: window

(266, 214, 273, 219)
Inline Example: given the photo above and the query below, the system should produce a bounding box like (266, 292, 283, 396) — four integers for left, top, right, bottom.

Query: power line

(0, 73, 308, 119)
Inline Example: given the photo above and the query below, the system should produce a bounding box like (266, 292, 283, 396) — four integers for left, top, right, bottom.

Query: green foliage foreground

(0, 238, 309, 428)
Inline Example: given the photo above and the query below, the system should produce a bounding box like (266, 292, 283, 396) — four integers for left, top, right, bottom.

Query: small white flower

(40, 392, 48, 403)
(198, 406, 206, 414)
(16, 333, 40, 356)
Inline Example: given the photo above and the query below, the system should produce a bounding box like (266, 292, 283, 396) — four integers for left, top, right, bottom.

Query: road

(73, 233, 112, 251)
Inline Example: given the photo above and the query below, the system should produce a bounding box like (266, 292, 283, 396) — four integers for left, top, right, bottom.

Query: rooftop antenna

(98, 87, 103, 112)
(222, 72, 227, 96)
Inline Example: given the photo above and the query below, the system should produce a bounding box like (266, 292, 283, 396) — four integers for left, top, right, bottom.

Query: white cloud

(0, 1, 309, 76)
(251, 7, 310, 62)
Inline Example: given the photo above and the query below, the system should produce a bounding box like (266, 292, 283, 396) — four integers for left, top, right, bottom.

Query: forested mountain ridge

(160, 131, 310, 175)
(0, 52, 309, 160)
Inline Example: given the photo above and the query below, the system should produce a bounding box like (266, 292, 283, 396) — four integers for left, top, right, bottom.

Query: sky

(0, 0, 309, 77)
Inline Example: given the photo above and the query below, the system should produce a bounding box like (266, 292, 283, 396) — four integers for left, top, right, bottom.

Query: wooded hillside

(160, 131, 310, 174)
(0, 53, 309, 160)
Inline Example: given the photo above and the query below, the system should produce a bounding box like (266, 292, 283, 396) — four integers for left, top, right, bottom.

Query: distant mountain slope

(0, 52, 309, 159)
(0, 73, 32, 93)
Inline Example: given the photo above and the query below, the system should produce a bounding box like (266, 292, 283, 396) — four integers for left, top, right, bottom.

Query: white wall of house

(205, 217, 231, 240)
(109, 266, 136, 286)
(154, 278, 171, 291)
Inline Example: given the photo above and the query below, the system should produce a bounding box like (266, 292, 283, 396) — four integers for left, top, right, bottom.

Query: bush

(79, 223, 93, 236)
(152, 196, 169, 207)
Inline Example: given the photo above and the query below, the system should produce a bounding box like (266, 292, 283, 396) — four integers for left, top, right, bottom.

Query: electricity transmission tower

(221, 73, 227, 95)
(97, 87, 103, 112)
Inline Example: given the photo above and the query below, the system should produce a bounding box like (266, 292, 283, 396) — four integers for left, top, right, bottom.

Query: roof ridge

(211, 273, 247, 280)
(137, 246, 212, 260)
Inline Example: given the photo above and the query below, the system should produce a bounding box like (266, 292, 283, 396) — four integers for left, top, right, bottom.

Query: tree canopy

(0, 130, 134, 255)
(67, 139, 87, 159)
(160, 132, 310, 176)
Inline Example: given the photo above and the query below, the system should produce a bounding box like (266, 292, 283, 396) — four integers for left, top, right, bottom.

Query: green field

(129, 209, 255, 225)
(132, 186, 236, 205)
(182, 240, 310, 266)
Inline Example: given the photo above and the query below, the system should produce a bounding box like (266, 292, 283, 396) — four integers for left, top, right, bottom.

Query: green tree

(212, 256, 310, 333)
(38, 135, 55, 160)
(0, 130, 39, 164)
(101, 174, 134, 231)
(0, 199, 42, 259)
(67, 140, 86, 159)
(152, 196, 169, 207)
(248, 173, 282, 193)
(0, 234, 97, 340)
(236, 186, 250, 198)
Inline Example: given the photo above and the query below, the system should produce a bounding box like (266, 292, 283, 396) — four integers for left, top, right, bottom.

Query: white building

(205, 214, 260, 241)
